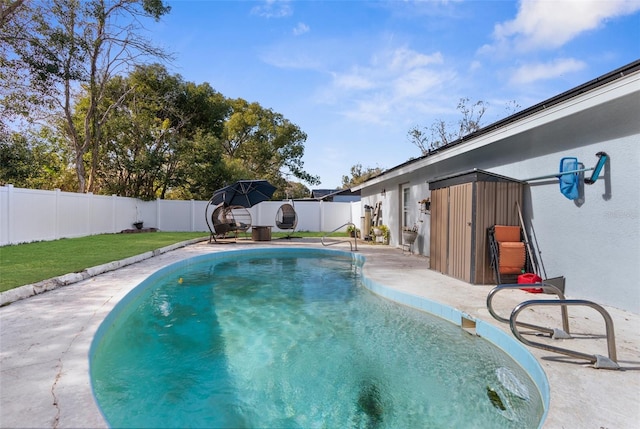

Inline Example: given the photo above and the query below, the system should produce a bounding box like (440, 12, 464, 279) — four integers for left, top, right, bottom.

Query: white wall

(360, 174, 430, 253)
(495, 137, 640, 314)
(468, 87, 639, 313)
(0, 185, 362, 246)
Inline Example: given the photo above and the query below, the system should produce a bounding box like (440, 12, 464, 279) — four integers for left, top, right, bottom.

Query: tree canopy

(408, 98, 521, 156)
(341, 164, 385, 189)
(407, 98, 488, 155)
(1, 0, 172, 192)
(1, 62, 320, 200)
(1, 1, 319, 200)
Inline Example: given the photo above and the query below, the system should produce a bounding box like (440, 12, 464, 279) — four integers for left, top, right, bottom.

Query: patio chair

(488, 225, 530, 284)
(210, 205, 252, 242)
(275, 203, 298, 238)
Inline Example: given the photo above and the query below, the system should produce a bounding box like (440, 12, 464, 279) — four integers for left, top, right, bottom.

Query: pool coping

(1, 239, 638, 428)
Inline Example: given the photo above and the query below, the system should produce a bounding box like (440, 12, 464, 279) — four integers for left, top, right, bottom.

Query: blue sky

(147, 0, 640, 189)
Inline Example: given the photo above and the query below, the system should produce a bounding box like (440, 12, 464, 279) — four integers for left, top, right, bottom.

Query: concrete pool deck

(1, 238, 639, 428)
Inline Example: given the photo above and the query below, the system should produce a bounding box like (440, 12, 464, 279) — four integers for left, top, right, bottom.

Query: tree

(271, 181, 310, 200)
(0, 0, 27, 27)
(175, 130, 230, 200)
(3, 46, 320, 201)
(408, 98, 488, 155)
(341, 164, 385, 189)
(0, 133, 34, 186)
(0, 128, 75, 189)
(0, 0, 35, 123)
(68, 64, 319, 200)
(1, 0, 171, 193)
(221, 98, 320, 188)
(80, 64, 227, 200)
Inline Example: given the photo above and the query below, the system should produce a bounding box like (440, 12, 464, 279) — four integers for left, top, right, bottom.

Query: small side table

(251, 225, 272, 241)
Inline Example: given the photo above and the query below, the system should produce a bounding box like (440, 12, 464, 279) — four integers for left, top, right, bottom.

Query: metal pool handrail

(486, 283, 570, 336)
(510, 299, 619, 369)
(321, 222, 358, 251)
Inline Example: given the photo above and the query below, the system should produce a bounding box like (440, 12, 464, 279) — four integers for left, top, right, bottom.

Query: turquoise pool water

(90, 248, 544, 428)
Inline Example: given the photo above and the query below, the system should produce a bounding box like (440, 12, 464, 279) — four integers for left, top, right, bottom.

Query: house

(311, 188, 361, 202)
(353, 60, 640, 314)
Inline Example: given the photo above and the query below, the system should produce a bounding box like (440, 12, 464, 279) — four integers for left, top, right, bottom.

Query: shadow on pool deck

(1, 239, 638, 428)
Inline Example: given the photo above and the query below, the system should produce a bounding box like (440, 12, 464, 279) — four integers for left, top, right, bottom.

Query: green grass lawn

(0, 232, 207, 292)
(0, 230, 346, 292)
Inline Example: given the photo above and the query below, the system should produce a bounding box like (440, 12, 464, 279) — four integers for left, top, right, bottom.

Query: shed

(429, 169, 525, 284)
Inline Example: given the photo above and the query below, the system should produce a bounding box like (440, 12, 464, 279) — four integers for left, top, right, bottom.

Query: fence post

(87, 192, 93, 235)
(54, 188, 61, 240)
(190, 199, 195, 232)
(5, 184, 14, 245)
(156, 198, 161, 230)
(111, 195, 117, 233)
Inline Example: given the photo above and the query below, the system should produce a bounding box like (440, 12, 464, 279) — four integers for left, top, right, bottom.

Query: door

(447, 183, 473, 282)
(429, 188, 449, 273)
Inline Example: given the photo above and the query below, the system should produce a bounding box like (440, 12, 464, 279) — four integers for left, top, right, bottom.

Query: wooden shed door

(447, 183, 473, 282)
(429, 188, 449, 273)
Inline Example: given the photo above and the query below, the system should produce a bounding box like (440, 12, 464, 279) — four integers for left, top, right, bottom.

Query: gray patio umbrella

(210, 180, 277, 208)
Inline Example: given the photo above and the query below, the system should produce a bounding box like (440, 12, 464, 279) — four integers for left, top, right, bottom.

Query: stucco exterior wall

(357, 68, 640, 313)
(475, 83, 639, 313)
(360, 174, 431, 254)
(492, 141, 638, 314)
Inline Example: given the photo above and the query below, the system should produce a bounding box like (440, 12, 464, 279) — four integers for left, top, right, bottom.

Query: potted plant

(371, 224, 390, 244)
(134, 202, 144, 229)
(419, 198, 431, 212)
(402, 224, 418, 245)
(346, 224, 360, 238)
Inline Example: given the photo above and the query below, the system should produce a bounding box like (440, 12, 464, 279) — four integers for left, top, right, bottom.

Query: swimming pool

(90, 248, 545, 428)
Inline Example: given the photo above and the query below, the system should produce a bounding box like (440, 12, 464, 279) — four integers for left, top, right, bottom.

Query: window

(402, 186, 411, 228)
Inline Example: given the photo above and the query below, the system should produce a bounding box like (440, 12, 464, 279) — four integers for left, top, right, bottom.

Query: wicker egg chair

(275, 203, 298, 238)
(209, 205, 252, 242)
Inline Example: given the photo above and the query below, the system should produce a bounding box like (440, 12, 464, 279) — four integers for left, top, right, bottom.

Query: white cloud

(261, 39, 453, 124)
(333, 69, 375, 91)
(392, 69, 446, 99)
(326, 47, 451, 124)
(509, 58, 587, 85)
(251, 0, 293, 18)
(260, 38, 352, 71)
(342, 96, 393, 124)
(293, 22, 310, 36)
(386, 48, 443, 72)
(489, 0, 640, 52)
(469, 61, 482, 72)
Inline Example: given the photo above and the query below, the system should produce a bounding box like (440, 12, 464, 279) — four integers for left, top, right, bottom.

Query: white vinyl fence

(0, 185, 362, 246)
